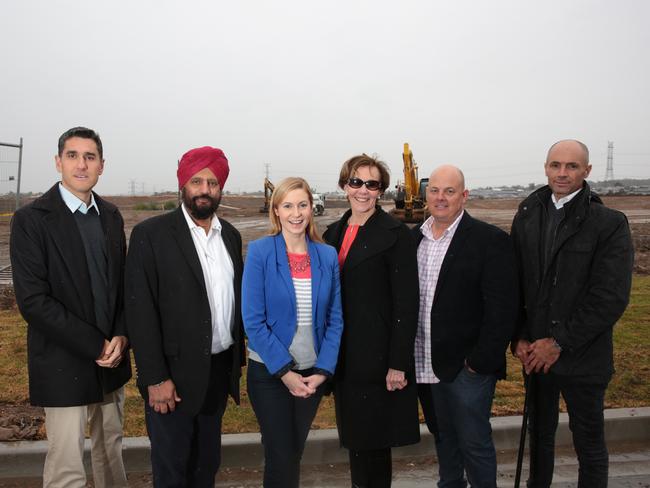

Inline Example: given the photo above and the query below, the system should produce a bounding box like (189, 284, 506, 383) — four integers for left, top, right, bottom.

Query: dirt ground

(106, 193, 650, 273)
(0, 193, 649, 442)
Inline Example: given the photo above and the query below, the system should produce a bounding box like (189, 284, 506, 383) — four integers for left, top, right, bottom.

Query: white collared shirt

(58, 183, 100, 215)
(414, 210, 465, 384)
(181, 204, 235, 354)
(551, 187, 582, 209)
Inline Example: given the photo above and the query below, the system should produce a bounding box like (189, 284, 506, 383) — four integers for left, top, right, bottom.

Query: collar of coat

(326, 205, 400, 237)
(325, 206, 403, 271)
(517, 182, 603, 220)
(30, 182, 118, 216)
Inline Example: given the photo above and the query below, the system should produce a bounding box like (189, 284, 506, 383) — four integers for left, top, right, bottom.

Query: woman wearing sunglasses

(242, 177, 343, 488)
(323, 154, 420, 487)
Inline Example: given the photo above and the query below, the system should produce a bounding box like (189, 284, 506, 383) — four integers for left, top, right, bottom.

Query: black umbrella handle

(514, 373, 534, 488)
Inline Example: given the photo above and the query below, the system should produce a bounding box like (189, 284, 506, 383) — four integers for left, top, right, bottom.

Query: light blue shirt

(58, 183, 100, 215)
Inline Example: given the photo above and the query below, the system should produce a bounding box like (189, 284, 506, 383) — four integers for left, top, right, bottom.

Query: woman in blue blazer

(242, 177, 344, 488)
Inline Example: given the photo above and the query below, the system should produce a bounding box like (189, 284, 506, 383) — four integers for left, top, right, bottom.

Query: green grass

(2, 275, 649, 437)
(133, 200, 177, 211)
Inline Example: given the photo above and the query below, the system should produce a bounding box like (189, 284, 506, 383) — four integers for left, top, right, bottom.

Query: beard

(182, 188, 221, 220)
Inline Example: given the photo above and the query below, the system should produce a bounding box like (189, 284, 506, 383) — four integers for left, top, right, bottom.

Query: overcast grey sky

(1, 0, 649, 195)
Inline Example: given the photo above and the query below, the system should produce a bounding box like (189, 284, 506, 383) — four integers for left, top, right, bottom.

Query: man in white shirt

(126, 146, 245, 487)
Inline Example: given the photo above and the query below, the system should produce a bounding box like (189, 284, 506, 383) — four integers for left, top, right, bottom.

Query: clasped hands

(513, 338, 561, 375)
(96, 335, 128, 368)
(281, 371, 327, 398)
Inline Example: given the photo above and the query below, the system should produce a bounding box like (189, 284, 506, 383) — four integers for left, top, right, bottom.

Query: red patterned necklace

(287, 252, 311, 273)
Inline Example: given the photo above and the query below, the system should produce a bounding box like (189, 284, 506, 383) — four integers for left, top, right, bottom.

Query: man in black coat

(126, 146, 245, 487)
(10, 127, 131, 487)
(511, 140, 634, 488)
(414, 165, 518, 488)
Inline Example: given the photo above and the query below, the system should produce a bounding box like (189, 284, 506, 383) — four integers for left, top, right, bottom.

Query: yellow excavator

(390, 143, 428, 223)
(260, 177, 275, 213)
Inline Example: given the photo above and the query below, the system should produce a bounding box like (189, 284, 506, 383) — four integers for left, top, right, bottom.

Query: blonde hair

(269, 177, 323, 243)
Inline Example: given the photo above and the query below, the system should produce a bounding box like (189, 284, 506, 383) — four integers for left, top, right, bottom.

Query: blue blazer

(242, 234, 344, 376)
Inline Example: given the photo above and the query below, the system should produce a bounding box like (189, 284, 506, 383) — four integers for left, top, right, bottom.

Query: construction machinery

(312, 192, 325, 216)
(390, 143, 428, 223)
(260, 177, 275, 213)
(260, 177, 325, 216)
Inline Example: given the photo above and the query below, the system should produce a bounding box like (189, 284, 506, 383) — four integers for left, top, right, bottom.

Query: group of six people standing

(11, 127, 633, 488)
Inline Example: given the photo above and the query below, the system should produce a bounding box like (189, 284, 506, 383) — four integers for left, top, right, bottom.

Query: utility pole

(0, 138, 23, 210)
(605, 141, 614, 181)
(16, 138, 23, 210)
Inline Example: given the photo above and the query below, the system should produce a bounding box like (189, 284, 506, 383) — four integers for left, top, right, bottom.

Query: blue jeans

(527, 372, 608, 488)
(428, 367, 497, 488)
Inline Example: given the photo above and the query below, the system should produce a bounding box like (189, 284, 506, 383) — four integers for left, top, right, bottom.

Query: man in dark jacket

(414, 165, 518, 488)
(10, 127, 131, 487)
(511, 139, 634, 488)
(126, 146, 245, 487)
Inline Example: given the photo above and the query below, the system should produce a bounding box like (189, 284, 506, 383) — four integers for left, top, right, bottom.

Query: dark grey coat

(10, 184, 131, 407)
(511, 183, 634, 381)
(323, 207, 420, 450)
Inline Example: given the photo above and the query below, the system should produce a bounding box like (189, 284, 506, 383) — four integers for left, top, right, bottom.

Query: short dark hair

(58, 127, 104, 160)
(337, 153, 390, 192)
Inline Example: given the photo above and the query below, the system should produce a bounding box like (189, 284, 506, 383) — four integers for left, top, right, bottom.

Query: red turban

(177, 146, 230, 190)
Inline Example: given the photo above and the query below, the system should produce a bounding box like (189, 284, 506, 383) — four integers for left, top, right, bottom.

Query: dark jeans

(349, 447, 392, 488)
(429, 367, 497, 488)
(527, 372, 609, 488)
(145, 350, 230, 488)
(247, 359, 325, 488)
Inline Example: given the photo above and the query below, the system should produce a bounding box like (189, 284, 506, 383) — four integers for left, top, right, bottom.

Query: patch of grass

(606, 275, 650, 407)
(2, 276, 649, 437)
(0, 310, 30, 404)
(133, 200, 177, 211)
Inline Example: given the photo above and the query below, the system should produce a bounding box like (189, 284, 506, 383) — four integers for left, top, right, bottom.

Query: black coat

(10, 184, 131, 407)
(125, 207, 245, 415)
(413, 212, 518, 382)
(511, 184, 634, 381)
(323, 207, 420, 450)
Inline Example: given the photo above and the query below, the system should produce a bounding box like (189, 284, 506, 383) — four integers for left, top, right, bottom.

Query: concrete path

(1, 407, 649, 486)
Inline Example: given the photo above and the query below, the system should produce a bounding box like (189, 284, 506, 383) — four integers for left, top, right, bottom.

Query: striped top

(288, 276, 316, 369)
(248, 253, 317, 370)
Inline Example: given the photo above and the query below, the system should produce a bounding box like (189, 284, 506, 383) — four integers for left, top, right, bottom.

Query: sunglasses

(347, 177, 382, 191)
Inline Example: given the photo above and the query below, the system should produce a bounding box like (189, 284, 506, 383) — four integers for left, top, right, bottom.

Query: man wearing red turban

(126, 146, 245, 487)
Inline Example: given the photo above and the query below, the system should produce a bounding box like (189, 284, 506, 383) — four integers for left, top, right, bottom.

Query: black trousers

(348, 447, 392, 488)
(247, 359, 325, 488)
(527, 372, 609, 488)
(145, 350, 231, 488)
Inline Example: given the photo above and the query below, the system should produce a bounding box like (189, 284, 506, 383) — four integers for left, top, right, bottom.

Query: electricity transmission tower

(605, 141, 614, 181)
